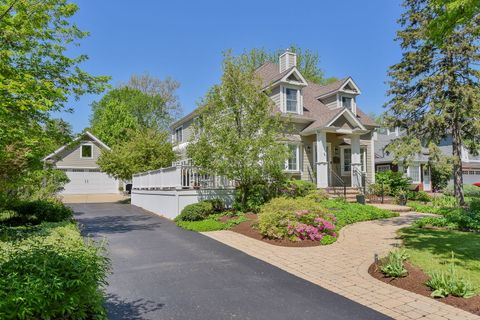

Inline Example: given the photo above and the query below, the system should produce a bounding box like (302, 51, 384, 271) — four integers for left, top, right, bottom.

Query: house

(170, 50, 379, 190)
(374, 128, 480, 191)
(43, 131, 121, 195)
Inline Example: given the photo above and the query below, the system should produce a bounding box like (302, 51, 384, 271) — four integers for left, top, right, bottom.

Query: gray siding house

(170, 50, 379, 189)
(374, 128, 480, 191)
(43, 131, 120, 194)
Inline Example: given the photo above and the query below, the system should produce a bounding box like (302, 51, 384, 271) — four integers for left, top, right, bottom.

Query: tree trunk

(451, 120, 465, 206)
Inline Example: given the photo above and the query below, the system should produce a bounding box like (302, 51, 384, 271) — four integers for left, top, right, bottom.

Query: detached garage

(43, 131, 120, 195)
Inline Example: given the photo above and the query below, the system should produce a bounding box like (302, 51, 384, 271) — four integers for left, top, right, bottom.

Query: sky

(58, 0, 405, 133)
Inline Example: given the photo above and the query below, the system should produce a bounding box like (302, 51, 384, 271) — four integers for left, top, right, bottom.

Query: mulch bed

(369, 261, 480, 315)
(225, 213, 322, 247)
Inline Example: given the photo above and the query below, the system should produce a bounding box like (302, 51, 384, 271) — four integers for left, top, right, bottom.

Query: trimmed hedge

(0, 222, 109, 319)
(1, 198, 73, 226)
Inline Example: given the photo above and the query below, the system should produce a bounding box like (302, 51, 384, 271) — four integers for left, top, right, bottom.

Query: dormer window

(286, 88, 298, 113)
(342, 96, 352, 110)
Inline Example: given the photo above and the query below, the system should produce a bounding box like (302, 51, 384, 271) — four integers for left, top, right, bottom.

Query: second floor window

(342, 96, 352, 111)
(81, 144, 92, 158)
(286, 88, 298, 113)
(175, 127, 183, 143)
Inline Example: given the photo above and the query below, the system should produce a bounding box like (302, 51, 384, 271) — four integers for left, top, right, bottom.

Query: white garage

(62, 169, 119, 194)
(43, 131, 121, 195)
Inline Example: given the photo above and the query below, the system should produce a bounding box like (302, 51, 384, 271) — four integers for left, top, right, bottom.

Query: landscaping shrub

(381, 250, 409, 278)
(257, 197, 334, 241)
(375, 170, 411, 195)
(413, 216, 453, 229)
(204, 198, 225, 212)
(0, 222, 109, 319)
(174, 201, 214, 222)
(2, 199, 73, 226)
(368, 182, 392, 197)
(304, 189, 329, 202)
(279, 179, 317, 198)
(426, 254, 476, 298)
(407, 191, 431, 202)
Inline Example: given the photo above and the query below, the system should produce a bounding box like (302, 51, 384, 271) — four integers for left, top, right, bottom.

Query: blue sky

(59, 0, 404, 133)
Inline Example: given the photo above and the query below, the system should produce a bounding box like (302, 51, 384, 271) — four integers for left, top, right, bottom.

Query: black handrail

(328, 166, 346, 198)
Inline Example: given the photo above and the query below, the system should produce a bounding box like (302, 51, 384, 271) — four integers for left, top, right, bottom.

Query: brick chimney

(279, 49, 297, 72)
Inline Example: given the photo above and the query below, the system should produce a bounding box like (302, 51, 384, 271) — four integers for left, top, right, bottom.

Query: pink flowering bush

(257, 197, 337, 243)
(286, 210, 337, 241)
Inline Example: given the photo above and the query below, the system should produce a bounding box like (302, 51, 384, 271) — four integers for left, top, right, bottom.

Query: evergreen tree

(385, 0, 480, 205)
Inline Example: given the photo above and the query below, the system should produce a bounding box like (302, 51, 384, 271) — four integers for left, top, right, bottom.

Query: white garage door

(62, 169, 119, 194)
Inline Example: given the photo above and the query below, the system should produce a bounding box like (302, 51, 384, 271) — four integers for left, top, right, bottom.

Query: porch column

(351, 134, 362, 187)
(316, 130, 328, 188)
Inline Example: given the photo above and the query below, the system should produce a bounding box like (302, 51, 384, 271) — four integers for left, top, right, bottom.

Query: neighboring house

(43, 131, 120, 195)
(170, 50, 379, 189)
(374, 128, 480, 191)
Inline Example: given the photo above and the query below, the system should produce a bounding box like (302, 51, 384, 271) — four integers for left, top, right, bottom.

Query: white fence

(132, 165, 235, 190)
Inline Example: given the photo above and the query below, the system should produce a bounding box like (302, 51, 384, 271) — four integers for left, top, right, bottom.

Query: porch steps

(323, 187, 360, 203)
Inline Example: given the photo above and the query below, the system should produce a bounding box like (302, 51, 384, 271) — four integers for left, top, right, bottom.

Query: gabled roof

(253, 64, 376, 131)
(42, 131, 110, 162)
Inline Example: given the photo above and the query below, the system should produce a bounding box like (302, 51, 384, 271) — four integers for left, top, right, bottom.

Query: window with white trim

(175, 126, 183, 143)
(341, 147, 367, 176)
(408, 164, 420, 183)
(80, 144, 92, 158)
(285, 88, 298, 113)
(285, 144, 300, 171)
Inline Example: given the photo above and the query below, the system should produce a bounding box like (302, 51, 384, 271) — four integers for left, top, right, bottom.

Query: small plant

(304, 189, 329, 202)
(380, 249, 409, 278)
(426, 253, 476, 298)
(407, 191, 431, 203)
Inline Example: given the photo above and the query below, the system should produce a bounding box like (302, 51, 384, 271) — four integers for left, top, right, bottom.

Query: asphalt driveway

(71, 203, 390, 320)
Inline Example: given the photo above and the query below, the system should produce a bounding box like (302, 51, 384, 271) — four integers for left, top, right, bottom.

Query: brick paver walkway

(203, 212, 479, 320)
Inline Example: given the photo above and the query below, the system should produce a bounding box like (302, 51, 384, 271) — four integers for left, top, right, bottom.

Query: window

(285, 144, 300, 171)
(342, 96, 352, 110)
(80, 144, 92, 158)
(409, 165, 420, 183)
(175, 127, 183, 143)
(376, 164, 391, 172)
(341, 147, 366, 175)
(360, 148, 366, 172)
(342, 148, 351, 175)
(286, 88, 298, 113)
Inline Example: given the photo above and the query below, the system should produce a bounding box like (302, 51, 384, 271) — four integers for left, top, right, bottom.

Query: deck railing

(132, 165, 235, 190)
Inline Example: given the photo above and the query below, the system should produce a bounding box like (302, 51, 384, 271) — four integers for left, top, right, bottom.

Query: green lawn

(400, 227, 480, 291)
(175, 213, 247, 232)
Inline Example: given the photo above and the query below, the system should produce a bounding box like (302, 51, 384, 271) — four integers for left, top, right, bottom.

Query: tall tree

(242, 46, 337, 85)
(427, 0, 480, 44)
(97, 129, 176, 181)
(385, 0, 480, 205)
(187, 52, 288, 210)
(0, 0, 108, 195)
(90, 74, 182, 146)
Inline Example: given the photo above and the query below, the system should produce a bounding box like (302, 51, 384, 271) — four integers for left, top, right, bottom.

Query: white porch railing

(132, 165, 235, 190)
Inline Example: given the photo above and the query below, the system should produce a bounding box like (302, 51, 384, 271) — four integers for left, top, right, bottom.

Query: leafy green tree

(97, 129, 176, 181)
(90, 74, 182, 146)
(90, 88, 142, 146)
(427, 0, 480, 44)
(242, 46, 337, 85)
(187, 52, 288, 211)
(385, 0, 480, 205)
(0, 0, 108, 196)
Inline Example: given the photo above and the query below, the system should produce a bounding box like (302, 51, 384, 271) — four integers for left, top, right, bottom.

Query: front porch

(286, 129, 375, 190)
